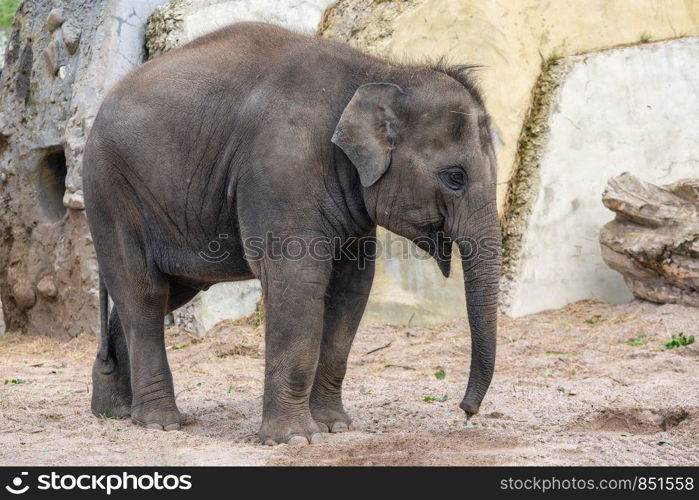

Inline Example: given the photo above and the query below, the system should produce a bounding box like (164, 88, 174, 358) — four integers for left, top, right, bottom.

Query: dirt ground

(0, 299, 697, 466)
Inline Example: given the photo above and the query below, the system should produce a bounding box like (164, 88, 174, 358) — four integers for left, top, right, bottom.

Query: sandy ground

(0, 299, 697, 466)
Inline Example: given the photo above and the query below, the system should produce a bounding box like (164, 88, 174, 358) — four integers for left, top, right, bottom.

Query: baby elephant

(84, 22, 501, 445)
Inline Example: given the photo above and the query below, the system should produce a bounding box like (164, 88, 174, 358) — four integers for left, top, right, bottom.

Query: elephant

(83, 22, 501, 445)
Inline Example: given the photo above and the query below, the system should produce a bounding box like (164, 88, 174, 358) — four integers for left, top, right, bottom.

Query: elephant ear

(332, 82, 405, 187)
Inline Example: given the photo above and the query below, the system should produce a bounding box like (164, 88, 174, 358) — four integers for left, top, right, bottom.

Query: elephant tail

(96, 273, 116, 375)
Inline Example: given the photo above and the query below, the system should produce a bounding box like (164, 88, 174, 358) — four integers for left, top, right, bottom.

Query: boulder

(600, 173, 699, 307)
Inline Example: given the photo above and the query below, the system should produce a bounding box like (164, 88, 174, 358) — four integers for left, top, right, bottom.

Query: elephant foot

(259, 413, 324, 446)
(91, 357, 132, 419)
(310, 403, 353, 433)
(131, 403, 182, 431)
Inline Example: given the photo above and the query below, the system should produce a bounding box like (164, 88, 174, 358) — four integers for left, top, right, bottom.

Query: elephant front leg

(311, 242, 375, 433)
(258, 257, 331, 446)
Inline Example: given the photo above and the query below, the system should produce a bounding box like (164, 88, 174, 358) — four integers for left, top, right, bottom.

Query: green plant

(0, 0, 20, 30)
(584, 314, 603, 325)
(626, 335, 648, 346)
(434, 369, 446, 380)
(546, 51, 560, 62)
(639, 32, 652, 43)
(660, 332, 695, 350)
(423, 395, 449, 403)
(3, 378, 25, 384)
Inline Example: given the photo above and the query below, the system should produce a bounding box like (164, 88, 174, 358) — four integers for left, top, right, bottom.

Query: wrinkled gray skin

(83, 22, 501, 445)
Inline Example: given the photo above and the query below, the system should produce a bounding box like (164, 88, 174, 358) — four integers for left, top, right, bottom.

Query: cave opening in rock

(38, 148, 67, 221)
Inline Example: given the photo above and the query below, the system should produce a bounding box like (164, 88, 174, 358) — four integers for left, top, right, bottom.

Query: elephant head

(332, 69, 501, 418)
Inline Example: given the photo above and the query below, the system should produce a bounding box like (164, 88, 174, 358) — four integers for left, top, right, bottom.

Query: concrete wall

(501, 38, 699, 316)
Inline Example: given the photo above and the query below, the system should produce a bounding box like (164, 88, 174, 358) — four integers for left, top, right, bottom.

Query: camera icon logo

(5, 472, 29, 495)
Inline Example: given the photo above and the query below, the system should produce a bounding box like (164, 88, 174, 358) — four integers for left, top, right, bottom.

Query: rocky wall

(0, 0, 167, 338)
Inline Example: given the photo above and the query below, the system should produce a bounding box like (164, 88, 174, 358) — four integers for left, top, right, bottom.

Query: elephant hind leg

(90, 282, 198, 420)
(91, 307, 132, 418)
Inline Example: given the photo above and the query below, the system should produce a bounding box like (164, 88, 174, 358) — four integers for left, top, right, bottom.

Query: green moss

(500, 59, 571, 285)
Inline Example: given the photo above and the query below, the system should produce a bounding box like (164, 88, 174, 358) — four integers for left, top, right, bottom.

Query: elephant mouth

(414, 226, 452, 278)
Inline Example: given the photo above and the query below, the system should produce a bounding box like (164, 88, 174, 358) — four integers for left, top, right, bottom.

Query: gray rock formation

(0, 0, 167, 338)
(600, 173, 699, 307)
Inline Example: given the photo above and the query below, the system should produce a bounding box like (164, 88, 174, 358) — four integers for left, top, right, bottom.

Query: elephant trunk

(453, 201, 501, 419)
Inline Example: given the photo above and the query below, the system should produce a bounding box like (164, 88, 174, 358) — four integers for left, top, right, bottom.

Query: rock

(43, 34, 68, 76)
(600, 173, 699, 307)
(37, 275, 58, 298)
(198, 281, 261, 331)
(61, 23, 81, 55)
(499, 38, 699, 317)
(63, 189, 84, 210)
(46, 9, 64, 33)
(12, 281, 36, 310)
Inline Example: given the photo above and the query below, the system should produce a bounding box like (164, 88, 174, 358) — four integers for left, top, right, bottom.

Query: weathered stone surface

(500, 38, 699, 317)
(61, 22, 81, 55)
(36, 274, 58, 298)
(46, 9, 63, 33)
(0, 0, 168, 338)
(600, 173, 699, 307)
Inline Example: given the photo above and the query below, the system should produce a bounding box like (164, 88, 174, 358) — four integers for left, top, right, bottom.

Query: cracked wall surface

(0, 0, 167, 338)
(501, 38, 699, 316)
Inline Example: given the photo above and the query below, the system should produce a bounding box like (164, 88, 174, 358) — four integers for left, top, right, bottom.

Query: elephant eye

(439, 167, 467, 191)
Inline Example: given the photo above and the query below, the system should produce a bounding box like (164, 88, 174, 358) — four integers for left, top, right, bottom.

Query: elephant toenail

(310, 433, 324, 444)
(263, 439, 278, 446)
(287, 435, 309, 446)
(331, 422, 349, 433)
(316, 422, 330, 433)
